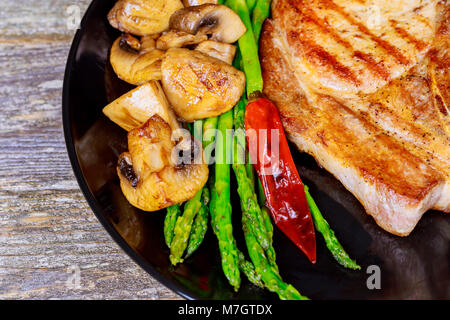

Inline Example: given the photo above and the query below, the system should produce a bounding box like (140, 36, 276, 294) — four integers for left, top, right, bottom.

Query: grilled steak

(260, 0, 449, 236)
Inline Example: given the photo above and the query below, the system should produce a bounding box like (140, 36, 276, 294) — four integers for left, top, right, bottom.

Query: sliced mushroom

(103, 81, 179, 132)
(117, 115, 209, 211)
(169, 4, 246, 43)
(140, 35, 157, 53)
(195, 40, 236, 64)
(108, 0, 184, 36)
(183, 0, 218, 7)
(161, 48, 245, 121)
(156, 30, 208, 50)
(110, 35, 165, 85)
(120, 33, 141, 52)
(129, 50, 165, 83)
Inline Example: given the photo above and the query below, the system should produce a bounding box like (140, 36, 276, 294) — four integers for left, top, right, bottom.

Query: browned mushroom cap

(161, 48, 245, 121)
(182, 0, 217, 6)
(108, 0, 184, 36)
(156, 30, 208, 50)
(110, 35, 165, 85)
(195, 40, 236, 64)
(169, 4, 246, 43)
(117, 115, 209, 212)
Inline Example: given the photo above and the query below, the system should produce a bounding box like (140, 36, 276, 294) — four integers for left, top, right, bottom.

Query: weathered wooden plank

(0, 0, 180, 299)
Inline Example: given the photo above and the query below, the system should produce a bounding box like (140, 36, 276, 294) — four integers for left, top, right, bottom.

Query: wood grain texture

(0, 0, 180, 300)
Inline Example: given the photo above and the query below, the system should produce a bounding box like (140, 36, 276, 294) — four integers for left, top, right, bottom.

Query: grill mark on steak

(286, 0, 390, 81)
(390, 19, 429, 51)
(319, 0, 411, 65)
(288, 30, 361, 85)
(353, 51, 390, 80)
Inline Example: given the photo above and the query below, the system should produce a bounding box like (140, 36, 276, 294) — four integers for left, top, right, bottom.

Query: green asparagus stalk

(242, 214, 308, 300)
(185, 188, 210, 258)
(210, 110, 241, 291)
(252, 0, 271, 43)
(169, 189, 202, 265)
(304, 185, 361, 270)
(246, 0, 257, 13)
(202, 117, 218, 148)
(225, 0, 263, 95)
(232, 98, 268, 244)
(164, 204, 181, 248)
(192, 119, 203, 143)
(232, 59, 278, 272)
(237, 249, 263, 288)
(202, 117, 218, 165)
(233, 159, 269, 249)
(184, 119, 219, 259)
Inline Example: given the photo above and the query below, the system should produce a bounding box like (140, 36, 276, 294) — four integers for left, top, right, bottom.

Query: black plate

(63, 0, 450, 300)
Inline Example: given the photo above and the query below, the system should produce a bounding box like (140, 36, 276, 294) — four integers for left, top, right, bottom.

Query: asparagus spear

(169, 190, 202, 265)
(237, 249, 263, 288)
(210, 110, 241, 291)
(185, 188, 210, 258)
(225, 0, 263, 95)
(304, 185, 361, 270)
(246, 0, 257, 13)
(164, 204, 181, 248)
(185, 119, 219, 258)
(252, 0, 271, 43)
(232, 55, 279, 272)
(202, 117, 218, 165)
(169, 120, 205, 264)
(232, 95, 269, 246)
(242, 214, 308, 300)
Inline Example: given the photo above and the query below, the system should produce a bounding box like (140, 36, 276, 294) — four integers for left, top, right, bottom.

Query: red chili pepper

(245, 97, 316, 263)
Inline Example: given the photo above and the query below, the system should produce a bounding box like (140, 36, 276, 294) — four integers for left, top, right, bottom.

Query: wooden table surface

(0, 0, 180, 300)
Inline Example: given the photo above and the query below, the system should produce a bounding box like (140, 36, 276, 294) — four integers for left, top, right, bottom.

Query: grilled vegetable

(209, 110, 241, 291)
(242, 213, 307, 300)
(251, 0, 271, 42)
(169, 4, 246, 43)
(156, 30, 208, 50)
(246, 0, 257, 12)
(237, 250, 263, 288)
(102, 81, 179, 132)
(117, 115, 208, 212)
(232, 94, 278, 271)
(110, 35, 165, 85)
(195, 40, 236, 64)
(225, 0, 262, 94)
(164, 204, 181, 248)
(161, 48, 245, 121)
(185, 187, 210, 257)
(108, 0, 183, 36)
(170, 189, 203, 265)
(304, 185, 360, 270)
(245, 97, 317, 263)
(233, 99, 269, 251)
